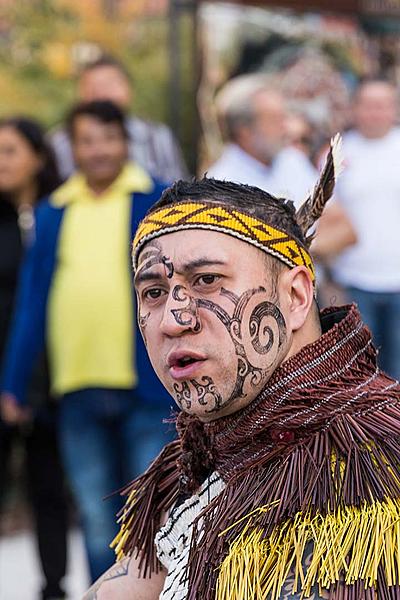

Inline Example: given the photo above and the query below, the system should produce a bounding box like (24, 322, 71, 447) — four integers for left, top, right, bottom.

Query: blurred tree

(0, 0, 194, 168)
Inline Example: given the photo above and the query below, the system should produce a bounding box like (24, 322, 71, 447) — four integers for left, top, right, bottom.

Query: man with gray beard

(207, 75, 317, 207)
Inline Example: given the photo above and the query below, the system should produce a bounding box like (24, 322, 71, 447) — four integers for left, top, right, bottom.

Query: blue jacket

(1, 181, 171, 407)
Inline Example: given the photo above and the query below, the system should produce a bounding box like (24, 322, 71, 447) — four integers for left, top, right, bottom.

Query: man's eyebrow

(176, 258, 227, 274)
(135, 258, 227, 285)
(134, 270, 164, 286)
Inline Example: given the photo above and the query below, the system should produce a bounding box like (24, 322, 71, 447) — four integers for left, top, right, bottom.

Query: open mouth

(176, 356, 197, 368)
(167, 351, 207, 380)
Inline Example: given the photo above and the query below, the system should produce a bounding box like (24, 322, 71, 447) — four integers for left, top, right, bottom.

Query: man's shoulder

(207, 144, 245, 179)
(22, 197, 65, 256)
(343, 127, 400, 148)
(340, 130, 368, 160)
(129, 177, 168, 221)
(275, 146, 317, 175)
(387, 126, 400, 145)
(33, 196, 65, 242)
(130, 176, 168, 200)
(35, 195, 65, 220)
(128, 115, 174, 140)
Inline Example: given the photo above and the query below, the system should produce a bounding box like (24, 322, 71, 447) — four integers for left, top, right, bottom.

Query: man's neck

(234, 143, 273, 168)
(283, 310, 322, 364)
(86, 177, 117, 196)
(358, 126, 393, 140)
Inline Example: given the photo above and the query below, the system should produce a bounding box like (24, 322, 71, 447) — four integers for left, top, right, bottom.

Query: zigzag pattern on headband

(132, 201, 315, 281)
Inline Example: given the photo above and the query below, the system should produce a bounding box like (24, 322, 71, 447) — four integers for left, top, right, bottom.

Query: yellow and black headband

(132, 134, 345, 284)
(132, 201, 316, 281)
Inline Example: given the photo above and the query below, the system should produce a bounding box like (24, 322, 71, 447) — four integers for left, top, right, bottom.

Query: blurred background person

(50, 54, 188, 183)
(206, 74, 317, 206)
(0, 117, 68, 600)
(284, 110, 316, 160)
(330, 78, 400, 380)
(307, 134, 358, 303)
(206, 76, 357, 271)
(1, 101, 173, 583)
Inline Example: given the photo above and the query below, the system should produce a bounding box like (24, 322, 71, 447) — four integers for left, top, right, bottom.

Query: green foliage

(0, 1, 196, 170)
(0, 4, 167, 124)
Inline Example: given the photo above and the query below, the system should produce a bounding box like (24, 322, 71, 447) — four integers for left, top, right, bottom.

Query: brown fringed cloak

(112, 305, 400, 599)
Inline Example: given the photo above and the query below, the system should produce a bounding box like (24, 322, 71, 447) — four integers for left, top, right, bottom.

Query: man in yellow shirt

(1, 100, 173, 583)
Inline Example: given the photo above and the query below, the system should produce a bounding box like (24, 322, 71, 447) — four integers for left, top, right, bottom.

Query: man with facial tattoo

(82, 136, 400, 600)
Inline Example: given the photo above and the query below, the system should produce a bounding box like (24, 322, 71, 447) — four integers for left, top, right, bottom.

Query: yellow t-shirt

(47, 162, 153, 396)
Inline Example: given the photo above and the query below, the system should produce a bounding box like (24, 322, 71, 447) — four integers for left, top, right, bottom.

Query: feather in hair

(296, 133, 344, 246)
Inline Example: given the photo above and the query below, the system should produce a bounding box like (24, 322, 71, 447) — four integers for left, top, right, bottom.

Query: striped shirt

(49, 116, 188, 183)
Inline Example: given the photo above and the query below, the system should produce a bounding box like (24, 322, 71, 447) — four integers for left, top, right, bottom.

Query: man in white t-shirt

(332, 79, 400, 379)
(207, 76, 357, 285)
(207, 75, 317, 207)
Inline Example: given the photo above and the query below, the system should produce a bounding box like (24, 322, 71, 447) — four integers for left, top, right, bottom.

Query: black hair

(149, 178, 308, 296)
(0, 117, 61, 202)
(153, 177, 306, 246)
(79, 54, 131, 83)
(66, 100, 129, 140)
(357, 75, 393, 87)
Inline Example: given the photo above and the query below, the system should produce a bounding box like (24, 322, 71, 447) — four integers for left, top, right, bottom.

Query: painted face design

(171, 285, 202, 333)
(172, 286, 287, 413)
(136, 240, 174, 280)
(135, 230, 289, 420)
(136, 241, 174, 345)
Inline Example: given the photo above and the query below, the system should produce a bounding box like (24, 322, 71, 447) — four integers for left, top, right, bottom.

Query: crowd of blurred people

(204, 72, 359, 271)
(0, 118, 67, 600)
(207, 75, 318, 205)
(50, 56, 188, 183)
(0, 51, 400, 600)
(0, 55, 182, 599)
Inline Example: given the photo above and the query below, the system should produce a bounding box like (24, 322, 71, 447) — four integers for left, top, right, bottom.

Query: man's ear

(278, 266, 314, 332)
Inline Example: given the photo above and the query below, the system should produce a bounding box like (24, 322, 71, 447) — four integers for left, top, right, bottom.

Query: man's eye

(195, 274, 219, 286)
(144, 288, 165, 300)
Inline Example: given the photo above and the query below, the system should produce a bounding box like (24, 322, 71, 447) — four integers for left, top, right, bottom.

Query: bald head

(353, 80, 398, 139)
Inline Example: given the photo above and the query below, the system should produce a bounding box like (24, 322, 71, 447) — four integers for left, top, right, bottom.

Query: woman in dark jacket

(0, 117, 68, 600)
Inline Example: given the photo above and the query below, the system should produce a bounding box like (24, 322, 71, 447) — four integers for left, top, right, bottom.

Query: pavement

(0, 528, 90, 600)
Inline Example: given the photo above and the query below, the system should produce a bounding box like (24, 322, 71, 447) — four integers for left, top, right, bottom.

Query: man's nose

(160, 289, 201, 336)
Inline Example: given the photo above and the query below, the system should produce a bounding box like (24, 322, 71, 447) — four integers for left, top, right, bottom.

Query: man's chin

(88, 169, 118, 181)
(182, 404, 222, 422)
